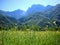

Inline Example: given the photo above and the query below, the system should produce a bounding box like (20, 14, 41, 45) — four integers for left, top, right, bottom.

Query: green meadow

(0, 31, 60, 45)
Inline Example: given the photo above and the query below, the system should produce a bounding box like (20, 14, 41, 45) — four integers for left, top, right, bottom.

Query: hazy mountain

(0, 4, 60, 28)
(0, 9, 24, 19)
(0, 4, 54, 19)
(19, 4, 60, 27)
(25, 4, 53, 15)
(0, 14, 18, 30)
(43, 4, 60, 19)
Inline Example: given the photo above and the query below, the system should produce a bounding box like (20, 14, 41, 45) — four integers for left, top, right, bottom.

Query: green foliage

(0, 31, 60, 45)
(0, 14, 18, 31)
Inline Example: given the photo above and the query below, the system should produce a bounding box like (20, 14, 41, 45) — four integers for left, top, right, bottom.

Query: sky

(0, 0, 60, 11)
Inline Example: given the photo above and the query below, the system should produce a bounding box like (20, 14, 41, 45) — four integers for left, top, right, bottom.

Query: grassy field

(0, 31, 60, 45)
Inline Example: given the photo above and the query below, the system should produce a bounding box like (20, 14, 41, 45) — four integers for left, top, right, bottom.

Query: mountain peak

(0, 9, 24, 19)
(11, 9, 24, 13)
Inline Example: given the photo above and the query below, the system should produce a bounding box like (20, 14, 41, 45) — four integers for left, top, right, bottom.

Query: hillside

(0, 4, 60, 30)
(19, 4, 60, 29)
(0, 9, 24, 19)
(0, 14, 18, 30)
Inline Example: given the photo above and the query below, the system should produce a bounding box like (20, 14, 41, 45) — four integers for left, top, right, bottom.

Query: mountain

(0, 4, 60, 30)
(19, 12, 52, 28)
(0, 9, 24, 19)
(0, 4, 54, 19)
(43, 4, 60, 19)
(19, 4, 60, 28)
(52, 12, 60, 27)
(25, 4, 53, 15)
(0, 14, 18, 30)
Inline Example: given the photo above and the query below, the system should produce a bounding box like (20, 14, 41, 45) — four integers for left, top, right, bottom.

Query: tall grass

(0, 31, 60, 45)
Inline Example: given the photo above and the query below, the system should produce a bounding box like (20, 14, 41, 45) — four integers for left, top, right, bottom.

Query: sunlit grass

(0, 31, 60, 45)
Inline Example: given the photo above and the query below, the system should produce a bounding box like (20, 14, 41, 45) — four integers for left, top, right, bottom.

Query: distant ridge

(0, 9, 24, 19)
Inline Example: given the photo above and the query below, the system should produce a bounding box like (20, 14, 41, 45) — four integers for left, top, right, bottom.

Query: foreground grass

(0, 31, 60, 45)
